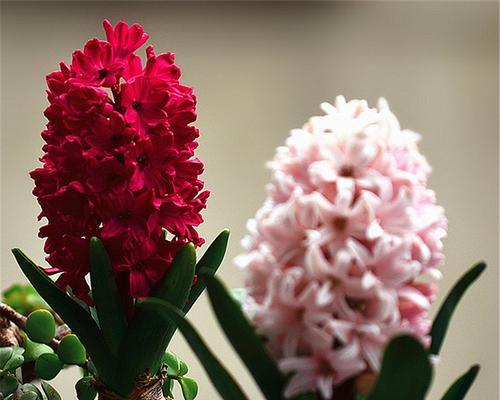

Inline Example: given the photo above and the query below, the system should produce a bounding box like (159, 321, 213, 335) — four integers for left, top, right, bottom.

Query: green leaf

(430, 262, 486, 355)
(11, 249, 114, 387)
(118, 244, 196, 394)
(75, 377, 97, 400)
(25, 310, 55, 344)
(179, 377, 198, 400)
(183, 230, 230, 313)
(17, 384, 42, 399)
(0, 375, 18, 396)
(22, 333, 53, 363)
(441, 365, 480, 400)
(40, 382, 61, 400)
(368, 335, 432, 400)
(35, 353, 63, 380)
(19, 393, 38, 400)
(139, 298, 248, 400)
(162, 377, 173, 398)
(89, 237, 127, 356)
(179, 359, 189, 376)
(203, 273, 285, 400)
(163, 352, 181, 376)
(3, 351, 23, 372)
(0, 349, 13, 369)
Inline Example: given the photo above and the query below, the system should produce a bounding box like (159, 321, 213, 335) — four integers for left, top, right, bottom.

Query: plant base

(95, 369, 170, 400)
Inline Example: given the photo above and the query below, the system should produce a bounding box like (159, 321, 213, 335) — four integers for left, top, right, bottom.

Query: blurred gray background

(1, 1, 498, 399)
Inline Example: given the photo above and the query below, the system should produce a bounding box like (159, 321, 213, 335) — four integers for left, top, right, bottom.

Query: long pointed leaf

(441, 365, 480, 400)
(368, 335, 432, 400)
(184, 230, 230, 313)
(203, 272, 285, 400)
(430, 262, 486, 355)
(139, 298, 249, 400)
(89, 237, 126, 355)
(11, 249, 114, 386)
(118, 244, 196, 394)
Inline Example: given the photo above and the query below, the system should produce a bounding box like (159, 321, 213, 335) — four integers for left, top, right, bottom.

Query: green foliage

(179, 377, 198, 400)
(57, 334, 86, 365)
(0, 375, 18, 397)
(118, 243, 196, 394)
(140, 298, 248, 400)
(16, 383, 43, 399)
(40, 382, 62, 400)
(35, 353, 63, 381)
(0, 347, 24, 372)
(75, 377, 97, 400)
(161, 352, 198, 399)
(25, 310, 55, 344)
(2, 284, 48, 316)
(163, 352, 183, 376)
(430, 262, 486, 356)
(89, 237, 127, 355)
(183, 230, 230, 313)
(202, 272, 285, 400)
(11, 249, 114, 387)
(22, 333, 53, 363)
(441, 365, 480, 400)
(368, 335, 432, 400)
(0, 348, 13, 369)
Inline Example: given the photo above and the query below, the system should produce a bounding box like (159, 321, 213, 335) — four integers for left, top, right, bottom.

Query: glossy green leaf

(89, 237, 127, 355)
(118, 244, 196, 394)
(441, 365, 480, 400)
(22, 333, 53, 363)
(25, 310, 55, 344)
(163, 352, 181, 376)
(57, 334, 86, 365)
(180, 377, 198, 400)
(35, 353, 63, 380)
(368, 335, 432, 400)
(19, 393, 38, 400)
(430, 262, 486, 355)
(162, 377, 174, 398)
(0, 375, 18, 396)
(75, 377, 97, 400)
(11, 249, 114, 387)
(179, 359, 189, 376)
(203, 272, 285, 400)
(183, 230, 230, 313)
(0, 348, 13, 369)
(140, 298, 248, 400)
(41, 382, 61, 400)
(17, 384, 42, 399)
(3, 349, 24, 371)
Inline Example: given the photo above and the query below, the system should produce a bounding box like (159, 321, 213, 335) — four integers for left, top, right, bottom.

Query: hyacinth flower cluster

(30, 20, 208, 305)
(7, 20, 230, 400)
(236, 96, 448, 398)
(133, 97, 483, 400)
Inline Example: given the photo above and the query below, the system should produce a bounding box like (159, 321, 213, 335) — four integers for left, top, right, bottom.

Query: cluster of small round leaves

(236, 97, 447, 399)
(31, 20, 209, 302)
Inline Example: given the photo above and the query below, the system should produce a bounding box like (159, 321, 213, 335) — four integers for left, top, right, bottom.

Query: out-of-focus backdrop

(1, 2, 498, 399)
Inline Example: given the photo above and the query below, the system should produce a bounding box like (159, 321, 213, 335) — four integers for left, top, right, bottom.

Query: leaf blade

(183, 230, 229, 313)
(430, 262, 486, 355)
(203, 272, 285, 400)
(118, 244, 196, 393)
(11, 249, 114, 387)
(368, 335, 433, 400)
(89, 237, 127, 355)
(441, 365, 480, 400)
(140, 298, 249, 400)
